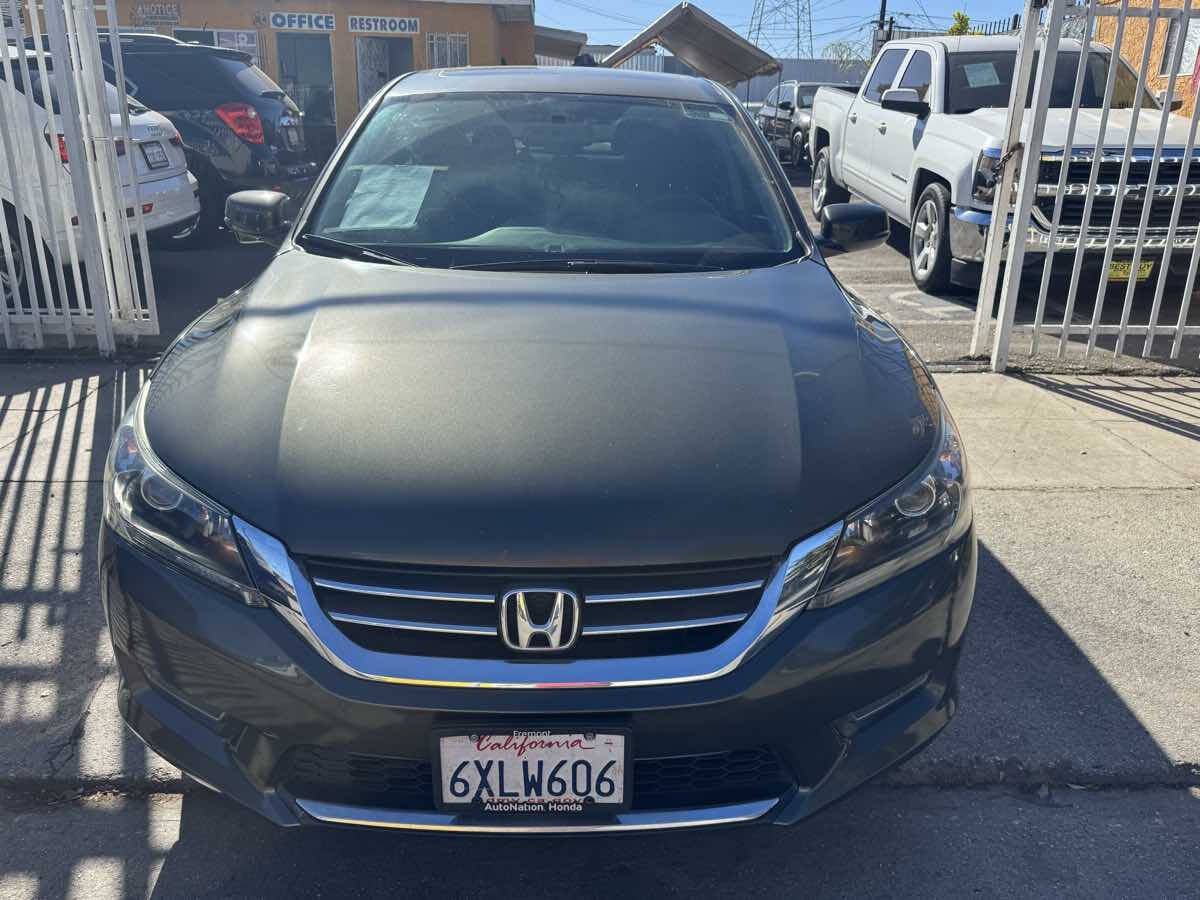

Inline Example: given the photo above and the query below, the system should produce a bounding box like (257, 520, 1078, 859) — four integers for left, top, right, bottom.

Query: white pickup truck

(809, 35, 1198, 292)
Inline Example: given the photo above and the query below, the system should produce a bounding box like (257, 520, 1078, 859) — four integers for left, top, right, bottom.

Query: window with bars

(1160, 16, 1200, 76)
(426, 33, 469, 69)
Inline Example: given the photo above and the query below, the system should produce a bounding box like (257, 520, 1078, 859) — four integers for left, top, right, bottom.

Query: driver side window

(863, 48, 908, 104)
(898, 50, 933, 102)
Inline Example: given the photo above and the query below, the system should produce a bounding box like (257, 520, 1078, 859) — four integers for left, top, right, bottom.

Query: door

(870, 49, 933, 218)
(356, 37, 414, 108)
(842, 47, 907, 193)
(757, 85, 779, 138)
(771, 82, 797, 147)
(277, 32, 336, 160)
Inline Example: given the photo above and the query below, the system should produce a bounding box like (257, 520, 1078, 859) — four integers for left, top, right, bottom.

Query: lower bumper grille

(278, 745, 791, 812)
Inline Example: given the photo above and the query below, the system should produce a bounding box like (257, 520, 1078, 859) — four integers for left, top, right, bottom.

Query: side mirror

(880, 87, 930, 118)
(1157, 89, 1184, 111)
(777, 99, 794, 111)
(225, 190, 290, 247)
(818, 203, 889, 255)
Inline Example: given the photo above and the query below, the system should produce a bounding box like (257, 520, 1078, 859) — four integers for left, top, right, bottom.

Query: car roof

(896, 35, 1103, 53)
(388, 66, 732, 104)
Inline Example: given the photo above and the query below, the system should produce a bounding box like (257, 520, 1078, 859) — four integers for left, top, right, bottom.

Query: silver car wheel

(812, 156, 828, 213)
(912, 198, 939, 281)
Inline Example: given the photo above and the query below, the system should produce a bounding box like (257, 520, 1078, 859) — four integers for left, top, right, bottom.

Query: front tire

(790, 130, 807, 168)
(810, 147, 848, 219)
(910, 182, 952, 293)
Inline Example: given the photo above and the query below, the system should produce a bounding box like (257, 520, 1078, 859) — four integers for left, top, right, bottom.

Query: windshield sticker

(341, 165, 437, 229)
(962, 62, 1001, 88)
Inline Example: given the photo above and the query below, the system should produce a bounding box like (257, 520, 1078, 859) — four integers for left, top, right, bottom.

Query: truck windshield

(946, 50, 1155, 114)
(305, 91, 799, 271)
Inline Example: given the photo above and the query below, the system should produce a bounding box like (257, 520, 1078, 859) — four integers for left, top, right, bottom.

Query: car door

(757, 86, 779, 138)
(841, 47, 908, 193)
(772, 83, 797, 144)
(870, 48, 934, 218)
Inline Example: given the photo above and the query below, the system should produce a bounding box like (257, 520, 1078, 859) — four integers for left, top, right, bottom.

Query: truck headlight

(103, 388, 264, 606)
(813, 397, 971, 609)
(972, 149, 1003, 204)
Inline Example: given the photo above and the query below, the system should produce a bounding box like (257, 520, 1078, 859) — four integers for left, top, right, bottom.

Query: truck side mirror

(225, 191, 290, 247)
(881, 88, 929, 118)
(777, 99, 794, 111)
(1156, 89, 1184, 111)
(818, 203, 889, 255)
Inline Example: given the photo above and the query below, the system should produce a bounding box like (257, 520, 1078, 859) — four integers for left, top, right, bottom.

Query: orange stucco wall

(1096, 0, 1197, 118)
(112, 0, 535, 134)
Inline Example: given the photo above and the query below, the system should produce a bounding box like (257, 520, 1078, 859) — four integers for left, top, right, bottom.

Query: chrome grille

(303, 558, 772, 661)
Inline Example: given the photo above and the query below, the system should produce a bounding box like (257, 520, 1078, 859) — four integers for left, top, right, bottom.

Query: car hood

(145, 252, 940, 568)
(953, 107, 1195, 151)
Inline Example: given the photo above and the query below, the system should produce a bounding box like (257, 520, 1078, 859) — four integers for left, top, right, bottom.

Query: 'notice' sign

(348, 15, 420, 34)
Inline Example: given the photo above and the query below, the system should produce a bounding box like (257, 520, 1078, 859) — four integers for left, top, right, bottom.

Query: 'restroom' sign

(348, 15, 420, 34)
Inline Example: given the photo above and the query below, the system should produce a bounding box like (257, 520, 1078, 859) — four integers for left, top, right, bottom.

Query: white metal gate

(0, 0, 157, 354)
(972, 0, 1200, 370)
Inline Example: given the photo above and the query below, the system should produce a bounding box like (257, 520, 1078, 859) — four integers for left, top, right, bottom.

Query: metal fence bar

(0, 18, 46, 346)
(1085, 0, 1159, 356)
(44, 0, 116, 352)
(103, 0, 156, 333)
(990, 0, 1067, 373)
(1114, 0, 1189, 357)
(1168, 196, 1200, 357)
(1144, 4, 1200, 357)
(1057, 0, 1130, 358)
(1029, 0, 1096, 356)
(24, 0, 79, 348)
(969, 5, 1042, 358)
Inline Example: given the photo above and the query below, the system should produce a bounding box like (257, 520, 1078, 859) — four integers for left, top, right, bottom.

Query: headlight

(103, 389, 264, 606)
(972, 149, 1003, 204)
(812, 398, 970, 609)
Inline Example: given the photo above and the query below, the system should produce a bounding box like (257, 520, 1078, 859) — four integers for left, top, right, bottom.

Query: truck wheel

(910, 182, 952, 293)
(811, 147, 848, 218)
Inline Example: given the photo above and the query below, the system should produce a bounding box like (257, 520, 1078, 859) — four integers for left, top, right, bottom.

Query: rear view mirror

(818, 203, 889, 255)
(880, 88, 930, 118)
(225, 190, 290, 247)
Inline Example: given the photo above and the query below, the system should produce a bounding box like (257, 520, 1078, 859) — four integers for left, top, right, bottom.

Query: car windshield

(305, 91, 798, 270)
(946, 50, 1156, 114)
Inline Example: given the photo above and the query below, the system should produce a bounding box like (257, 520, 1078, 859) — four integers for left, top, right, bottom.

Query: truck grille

(1036, 194, 1200, 230)
(302, 557, 772, 661)
(1039, 158, 1200, 186)
(278, 745, 791, 812)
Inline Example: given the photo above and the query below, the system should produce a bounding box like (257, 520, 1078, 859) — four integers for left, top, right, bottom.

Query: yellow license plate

(1108, 260, 1154, 282)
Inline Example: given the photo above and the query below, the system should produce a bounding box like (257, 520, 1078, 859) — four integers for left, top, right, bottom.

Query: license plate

(436, 730, 628, 814)
(140, 141, 168, 169)
(282, 126, 303, 150)
(1108, 259, 1154, 282)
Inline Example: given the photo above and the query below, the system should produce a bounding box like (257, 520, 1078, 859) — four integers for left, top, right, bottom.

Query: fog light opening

(849, 672, 931, 724)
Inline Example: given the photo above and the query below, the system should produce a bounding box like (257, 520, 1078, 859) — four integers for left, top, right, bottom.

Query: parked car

(0, 47, 199, 306)
(809, 36, 1199, 292)
(98, 34, 318, 247)
(756, 80, 853, 167)
(101, 66, 975, 833)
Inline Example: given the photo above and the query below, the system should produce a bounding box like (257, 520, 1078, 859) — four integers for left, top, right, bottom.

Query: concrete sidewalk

(0, 365, 1197, 794)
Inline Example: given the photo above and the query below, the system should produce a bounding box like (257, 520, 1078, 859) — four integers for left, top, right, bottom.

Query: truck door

(842, 48, 907, 193)
(870, 48, 934, 218)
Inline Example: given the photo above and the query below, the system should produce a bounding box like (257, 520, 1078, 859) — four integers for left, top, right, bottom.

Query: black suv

(100, 35, 319, 246)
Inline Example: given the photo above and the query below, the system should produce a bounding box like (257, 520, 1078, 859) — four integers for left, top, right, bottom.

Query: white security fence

(973, 0, 1200, 371)
(0, 0, 157, 353)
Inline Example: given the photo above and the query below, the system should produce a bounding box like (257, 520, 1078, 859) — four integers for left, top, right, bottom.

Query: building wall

(113, 0, 534, 135)
(1096, 0, 1195, 119)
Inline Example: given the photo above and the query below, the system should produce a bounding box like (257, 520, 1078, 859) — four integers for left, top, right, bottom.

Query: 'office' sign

(269, 11, 335, 30)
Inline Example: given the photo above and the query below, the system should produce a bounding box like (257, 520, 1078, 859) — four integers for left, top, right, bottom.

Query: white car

(0, 47, 200, 304)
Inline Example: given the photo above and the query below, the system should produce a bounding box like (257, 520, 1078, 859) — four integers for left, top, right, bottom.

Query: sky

(534, 0, 1024, 59)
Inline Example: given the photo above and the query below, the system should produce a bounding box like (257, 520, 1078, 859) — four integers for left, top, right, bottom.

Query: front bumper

(101, 524, 976, 832)
(949, 204, 1200, 263)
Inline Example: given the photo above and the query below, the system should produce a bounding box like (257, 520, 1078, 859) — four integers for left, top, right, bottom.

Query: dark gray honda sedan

(101, 66, 975, 833)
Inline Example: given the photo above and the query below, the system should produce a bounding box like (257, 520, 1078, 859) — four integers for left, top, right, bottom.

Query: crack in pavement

(44, 664, 113, 778)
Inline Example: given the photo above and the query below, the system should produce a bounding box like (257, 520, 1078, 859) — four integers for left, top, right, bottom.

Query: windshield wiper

(450, 258, 719, 273)
(296, 233, 416, 267)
